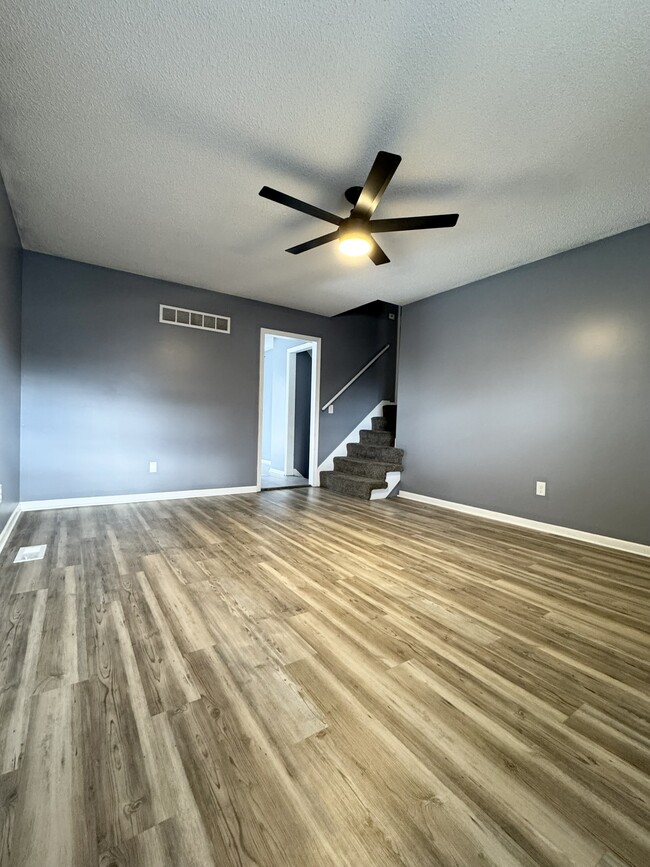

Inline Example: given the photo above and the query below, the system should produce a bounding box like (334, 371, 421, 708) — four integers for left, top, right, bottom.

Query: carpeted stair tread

(320, 471, 387, 499)
(333, 456, 403, 478)
(347, 442, 404, 463)
(371, 406, 396, 433)
(359, 429, 394, 447)
(321, 405, 401, 501)
(371, 416, 391, 432)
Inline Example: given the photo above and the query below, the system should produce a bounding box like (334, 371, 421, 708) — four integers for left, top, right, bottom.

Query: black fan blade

(370, 214, 459, 233)
(259, 187, 342, 226)
(368, 239, 390, 266)
(286, 231, 339, 255)
(351, 151, 402, 220)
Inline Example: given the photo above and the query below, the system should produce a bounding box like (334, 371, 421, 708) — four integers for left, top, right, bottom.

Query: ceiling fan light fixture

(338, 220, 372, 257)
(259, 150, 458, 267)
(339, 235, 372, 257)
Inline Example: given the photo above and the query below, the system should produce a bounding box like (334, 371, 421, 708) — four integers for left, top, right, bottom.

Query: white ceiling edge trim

(398, 491, 650, 559)
(402, 218, 650, 307)
(0, 170, 25, 248)
(21, 243, 336, 316)
(23, 216, 649, 317)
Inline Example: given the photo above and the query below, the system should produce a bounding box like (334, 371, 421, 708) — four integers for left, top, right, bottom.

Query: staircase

(320, 405, 403, 500)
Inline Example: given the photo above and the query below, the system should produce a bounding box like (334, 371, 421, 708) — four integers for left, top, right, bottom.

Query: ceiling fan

(259, 151, 458, 266)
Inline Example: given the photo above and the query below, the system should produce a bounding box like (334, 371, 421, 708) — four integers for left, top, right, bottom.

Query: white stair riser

(370, 472, 401, 500)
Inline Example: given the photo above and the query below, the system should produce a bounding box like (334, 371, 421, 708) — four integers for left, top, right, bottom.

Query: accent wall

(397, 225, 650, 545)
(20, 253, 398, 501)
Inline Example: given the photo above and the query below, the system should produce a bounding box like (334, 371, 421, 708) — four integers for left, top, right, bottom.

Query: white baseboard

(21, 486, 258, 512)
(0, 505, 22, 556)
(370, 471, 401, 500)
(318, 400, 394, 474)
(398, 491, 650, 559)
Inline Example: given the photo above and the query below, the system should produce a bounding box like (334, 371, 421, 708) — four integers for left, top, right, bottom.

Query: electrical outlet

(536, 480, 547, 496)
(328, 405, 334, 414)
(149, 461, 158, 474)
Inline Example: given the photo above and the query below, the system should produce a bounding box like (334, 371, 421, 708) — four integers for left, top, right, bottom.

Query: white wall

(263, 336, 303, 473)
(262, 349, 273, 462)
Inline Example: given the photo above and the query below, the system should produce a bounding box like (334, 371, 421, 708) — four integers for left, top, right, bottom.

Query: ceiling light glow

(339, 235, 372, 257)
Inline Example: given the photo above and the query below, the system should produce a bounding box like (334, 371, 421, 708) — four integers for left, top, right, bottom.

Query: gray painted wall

(398, 225, 650, 545)
(20, 253, 398, 500)
(0, 172, 21, 533)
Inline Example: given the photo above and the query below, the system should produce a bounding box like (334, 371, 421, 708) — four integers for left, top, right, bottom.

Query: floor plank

(11, 685, 95, 867)
(0, 489, 648, 865)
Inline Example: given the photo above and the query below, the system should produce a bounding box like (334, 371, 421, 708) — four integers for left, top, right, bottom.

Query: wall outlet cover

(14, 545, 47, 563)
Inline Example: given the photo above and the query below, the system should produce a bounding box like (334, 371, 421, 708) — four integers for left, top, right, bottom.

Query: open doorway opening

(258, 329, 320, 491)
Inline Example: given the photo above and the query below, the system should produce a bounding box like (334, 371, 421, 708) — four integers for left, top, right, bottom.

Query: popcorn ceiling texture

(0, 0, 648, 315)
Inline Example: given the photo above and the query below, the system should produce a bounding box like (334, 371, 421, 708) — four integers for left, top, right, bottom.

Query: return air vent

(159, 304, 231, 334)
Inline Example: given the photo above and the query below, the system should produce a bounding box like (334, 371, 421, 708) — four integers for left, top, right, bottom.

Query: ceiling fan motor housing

(338, 216, 371, 241)
(344, 185, 363, 206)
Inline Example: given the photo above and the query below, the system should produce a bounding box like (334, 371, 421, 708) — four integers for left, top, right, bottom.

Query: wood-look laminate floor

(0, 490, 649, 867)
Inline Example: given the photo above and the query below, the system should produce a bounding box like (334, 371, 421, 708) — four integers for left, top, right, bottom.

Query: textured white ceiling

(0, 0, 648, 315)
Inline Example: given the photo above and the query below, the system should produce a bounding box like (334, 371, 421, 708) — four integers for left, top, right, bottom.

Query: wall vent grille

(159, 304, 231, 334)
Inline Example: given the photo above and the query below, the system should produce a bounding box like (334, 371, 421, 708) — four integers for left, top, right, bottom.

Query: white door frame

(285, 342, 315, 476)
(257, 329, 321, 490)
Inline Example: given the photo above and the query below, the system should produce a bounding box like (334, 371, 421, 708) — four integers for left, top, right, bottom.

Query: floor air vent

(159, 304, 231, 334)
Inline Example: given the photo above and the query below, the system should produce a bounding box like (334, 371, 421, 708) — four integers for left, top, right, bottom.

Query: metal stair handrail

(321, 344, 391, 412)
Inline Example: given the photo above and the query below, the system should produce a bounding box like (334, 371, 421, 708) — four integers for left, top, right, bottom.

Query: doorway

(258, 329, 320, 491)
